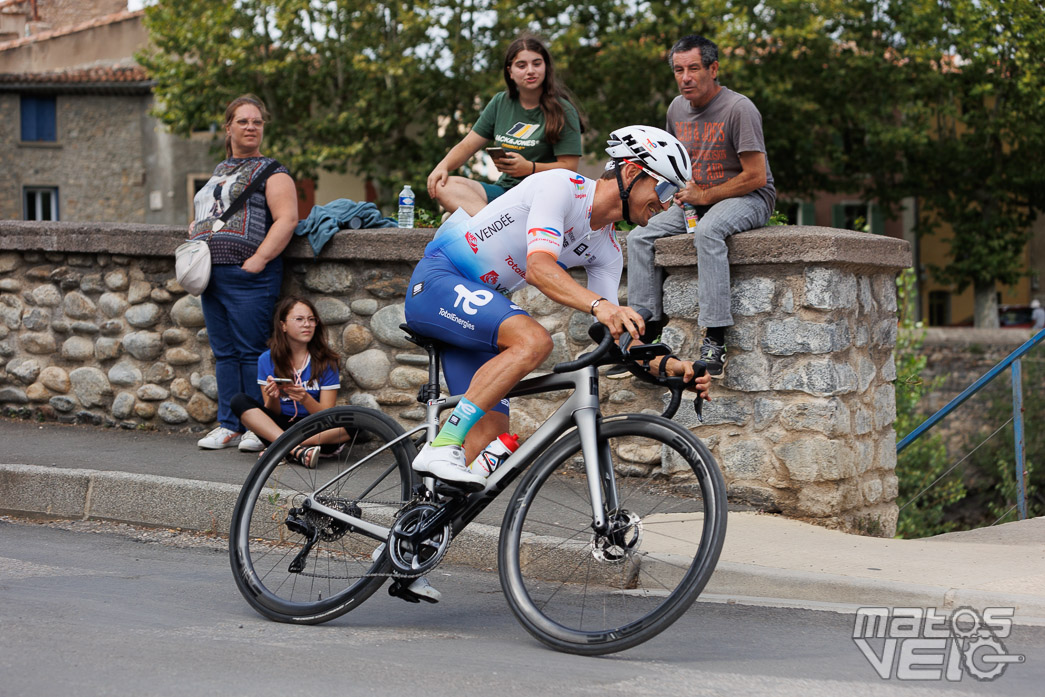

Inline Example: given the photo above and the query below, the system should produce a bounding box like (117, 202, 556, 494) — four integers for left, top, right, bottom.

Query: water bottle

(683, 203, 699, 233)
(470, 433, 520, 477)
(397, 185, 415, 229)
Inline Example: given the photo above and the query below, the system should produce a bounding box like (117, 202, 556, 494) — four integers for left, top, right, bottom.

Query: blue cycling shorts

(404, 251, 527, 415)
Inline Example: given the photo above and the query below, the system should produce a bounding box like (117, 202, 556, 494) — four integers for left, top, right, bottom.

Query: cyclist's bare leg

(463, 411, 510, 463)
(453, 314, 550, 458)
(462, 314, 551, 409)
(433, 177, 489, 216)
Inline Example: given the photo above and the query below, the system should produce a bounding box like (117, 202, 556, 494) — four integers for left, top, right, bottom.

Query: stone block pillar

(653, 226, 911, 536)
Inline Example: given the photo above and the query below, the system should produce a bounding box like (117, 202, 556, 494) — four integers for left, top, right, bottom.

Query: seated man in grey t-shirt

(626, 34, 776, 377)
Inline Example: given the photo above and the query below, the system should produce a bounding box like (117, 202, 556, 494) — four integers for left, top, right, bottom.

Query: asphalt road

(2, 517, 1043, 696)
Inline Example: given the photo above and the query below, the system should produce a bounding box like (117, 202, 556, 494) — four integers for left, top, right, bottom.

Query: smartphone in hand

(270, 377, 293, 383)
(485, 146, 507, 160)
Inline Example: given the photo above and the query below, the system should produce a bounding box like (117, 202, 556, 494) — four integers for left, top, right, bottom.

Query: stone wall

(0, 221, 911, 535)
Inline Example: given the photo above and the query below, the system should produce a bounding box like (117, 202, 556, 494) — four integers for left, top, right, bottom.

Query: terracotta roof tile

(0, 9, 143, 51)
(0, 64, 149, 84)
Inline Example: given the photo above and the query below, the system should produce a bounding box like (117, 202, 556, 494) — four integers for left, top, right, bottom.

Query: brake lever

(687, 361, 708, 423)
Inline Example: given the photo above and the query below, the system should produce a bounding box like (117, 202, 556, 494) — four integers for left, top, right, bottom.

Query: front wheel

(229, 406, 417, 624)
(498, 414, 727, 655)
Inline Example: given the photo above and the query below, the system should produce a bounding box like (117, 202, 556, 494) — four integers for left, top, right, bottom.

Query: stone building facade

(0, 221, 911, 536)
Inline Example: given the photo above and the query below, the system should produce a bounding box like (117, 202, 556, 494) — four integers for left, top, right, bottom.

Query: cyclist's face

(628, 170, 671, 226)
(508, 50, 546, 92)
(673, 48, 719, 108)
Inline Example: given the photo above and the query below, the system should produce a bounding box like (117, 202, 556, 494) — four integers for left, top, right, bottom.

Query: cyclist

(405, 125, 711, 489)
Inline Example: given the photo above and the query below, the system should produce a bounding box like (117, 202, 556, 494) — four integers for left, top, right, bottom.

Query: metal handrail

(896, 327, 1045, 520)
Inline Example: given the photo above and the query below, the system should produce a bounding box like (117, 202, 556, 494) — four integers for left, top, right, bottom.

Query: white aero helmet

(605, 125, 691, 203)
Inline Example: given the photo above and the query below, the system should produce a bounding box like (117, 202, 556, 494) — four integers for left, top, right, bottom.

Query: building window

(928, 290, 950, 326)
(832, 202, 884, 235)
(20, 95, 57, 142)
(777, 201, 815, 226)
(24, 187, 59, 220)
(187, 175, 212, 223)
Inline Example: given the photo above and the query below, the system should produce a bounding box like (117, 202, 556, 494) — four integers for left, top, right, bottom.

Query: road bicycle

(229, 321, 728, 655)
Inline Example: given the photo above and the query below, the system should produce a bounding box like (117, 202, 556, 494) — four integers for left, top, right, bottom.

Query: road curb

(3, 463, 1043, 624)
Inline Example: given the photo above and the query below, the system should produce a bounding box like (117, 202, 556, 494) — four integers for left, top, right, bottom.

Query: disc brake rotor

(591, 510, 643, 563)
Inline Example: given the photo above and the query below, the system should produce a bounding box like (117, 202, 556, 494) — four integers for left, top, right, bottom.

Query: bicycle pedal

(388, 579, 439, 604)
(433, 480, 481, 496)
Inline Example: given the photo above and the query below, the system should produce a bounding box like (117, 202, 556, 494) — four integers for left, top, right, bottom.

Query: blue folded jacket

(294, 198, 398, 256)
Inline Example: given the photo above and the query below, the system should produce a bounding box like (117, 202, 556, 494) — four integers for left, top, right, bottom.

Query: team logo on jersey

(507, 122, 538, 139)
(466, 231, 479, 253)
(480, 270, 499, 285)
(505, 255, 526, 279)
(569, 176, 584, 189)
(527, 227, 562, 241)
(574, 243, 589, 256)
(411, 282, 424, 296)
(452, 284, 494, 315)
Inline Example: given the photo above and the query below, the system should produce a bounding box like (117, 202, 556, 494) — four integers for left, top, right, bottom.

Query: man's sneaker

(700, 337, 727, 378)
(238, 430, 264, 452)
(412, 443, 486, 490)
(197, 426, 242, 450)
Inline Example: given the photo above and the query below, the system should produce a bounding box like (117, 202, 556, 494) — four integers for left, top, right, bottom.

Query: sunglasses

(622, 158, 680, 202)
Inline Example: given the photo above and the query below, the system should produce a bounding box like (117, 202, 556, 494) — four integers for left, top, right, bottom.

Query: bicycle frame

(300, 363, 618, 552)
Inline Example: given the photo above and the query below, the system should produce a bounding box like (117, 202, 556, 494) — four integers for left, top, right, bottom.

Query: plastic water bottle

(683, 203, 699, 233)
(397, 185, 415, 229)
(470, 433, 520, 477)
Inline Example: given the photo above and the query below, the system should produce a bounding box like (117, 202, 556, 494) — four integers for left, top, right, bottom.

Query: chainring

(387, 501, 451, 575)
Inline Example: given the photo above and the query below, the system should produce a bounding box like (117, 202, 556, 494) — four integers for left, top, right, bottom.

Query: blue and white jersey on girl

(256, 350, 339, 418)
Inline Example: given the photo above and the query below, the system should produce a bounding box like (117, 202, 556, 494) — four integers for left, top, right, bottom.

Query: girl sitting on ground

(230, 296, 343, 468)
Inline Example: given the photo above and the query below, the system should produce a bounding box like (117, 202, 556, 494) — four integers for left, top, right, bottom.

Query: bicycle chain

(293, 496, 455, 582)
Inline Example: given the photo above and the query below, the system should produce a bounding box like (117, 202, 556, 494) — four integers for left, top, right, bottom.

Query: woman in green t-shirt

(427, 34, 585, 216)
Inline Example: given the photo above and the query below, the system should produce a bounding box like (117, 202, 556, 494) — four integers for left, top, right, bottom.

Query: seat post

(399, 323, 442, 404)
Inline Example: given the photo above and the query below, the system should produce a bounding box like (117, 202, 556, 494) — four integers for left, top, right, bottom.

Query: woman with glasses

(190, 94, 299, 452)
(229, 296, 343, 468)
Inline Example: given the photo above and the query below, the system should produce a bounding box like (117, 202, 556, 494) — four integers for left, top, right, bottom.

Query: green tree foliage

(139, 0, 509, 206)
(893, 269, 966, 538)
(140, 1, 1045, 302)
(896, 0, 1045, 327)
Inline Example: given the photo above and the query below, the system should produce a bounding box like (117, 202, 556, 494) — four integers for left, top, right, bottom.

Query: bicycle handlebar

(551, 321, 615, 373)
(551, 314, 708, 421)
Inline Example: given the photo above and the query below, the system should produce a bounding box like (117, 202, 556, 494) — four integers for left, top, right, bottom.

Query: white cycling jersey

(425, 169, 623, 301)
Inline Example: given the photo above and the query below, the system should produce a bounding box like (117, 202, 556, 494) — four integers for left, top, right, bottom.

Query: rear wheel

(498, 414, 727, 654)
(229, 406, 417, 623)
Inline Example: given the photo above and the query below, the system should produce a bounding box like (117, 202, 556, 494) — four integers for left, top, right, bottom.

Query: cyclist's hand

(593, 301, 644, 341)
(651, 357, 712, 401)
(426, 165, 449, 198)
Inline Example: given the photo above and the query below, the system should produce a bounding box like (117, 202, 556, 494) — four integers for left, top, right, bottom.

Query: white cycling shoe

(412, 443, 486, 491)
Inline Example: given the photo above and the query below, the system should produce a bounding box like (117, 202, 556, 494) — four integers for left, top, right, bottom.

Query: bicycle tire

(229, 405, 417, 624)
(498, 414, 727, 654)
